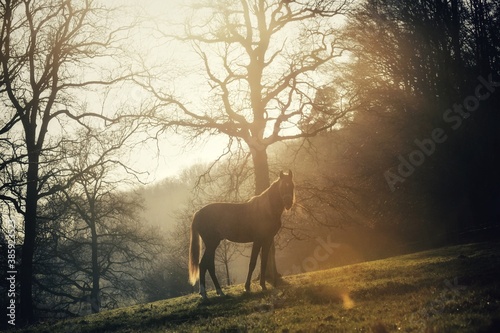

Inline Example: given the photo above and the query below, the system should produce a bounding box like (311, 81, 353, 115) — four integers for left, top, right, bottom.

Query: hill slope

(17, 243, 500, 332)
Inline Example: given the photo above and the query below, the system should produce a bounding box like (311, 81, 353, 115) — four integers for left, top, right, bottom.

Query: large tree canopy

(139, 0, 354, 193)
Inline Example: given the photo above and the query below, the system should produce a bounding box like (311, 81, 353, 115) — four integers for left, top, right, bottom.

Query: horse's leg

(259, 239, 273, 291)
(199, 250, 209, 299)
(245, 241, 262, 292)
(205, 240, 225, 297)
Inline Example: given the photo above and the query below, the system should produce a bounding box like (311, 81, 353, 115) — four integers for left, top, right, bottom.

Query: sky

(109, 0, 231, 183)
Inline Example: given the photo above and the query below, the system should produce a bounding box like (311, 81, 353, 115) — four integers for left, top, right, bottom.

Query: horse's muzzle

(282, 194, 294, 210)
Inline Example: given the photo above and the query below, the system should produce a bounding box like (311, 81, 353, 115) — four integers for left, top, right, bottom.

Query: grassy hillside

(16, 242, 500, 332)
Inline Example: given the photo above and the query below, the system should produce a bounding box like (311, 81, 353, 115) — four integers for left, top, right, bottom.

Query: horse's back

(195, 202, 247, 220)
(193, 202, 259, 243)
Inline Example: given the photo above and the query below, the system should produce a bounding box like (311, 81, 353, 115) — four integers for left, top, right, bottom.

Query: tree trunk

(250, 147, 280, 284)
(251, 147, 270, 194)
(90, 220, 100, 313)
(20, 153, 39, 324)
(450, 0, 462, 68)
(224, 251, 231, 286)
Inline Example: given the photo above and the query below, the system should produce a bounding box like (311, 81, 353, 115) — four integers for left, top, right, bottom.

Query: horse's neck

(249, 180, 284, 216)
(265, 181, 284, 216)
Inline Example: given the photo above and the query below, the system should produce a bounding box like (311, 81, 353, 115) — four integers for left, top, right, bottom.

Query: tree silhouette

(0, 0, 137, 323)
(338, 0, 500, 245)
(35, 128, 159, 315)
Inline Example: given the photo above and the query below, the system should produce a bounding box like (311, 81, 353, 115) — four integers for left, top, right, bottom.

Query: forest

(1, 0, 499, 327)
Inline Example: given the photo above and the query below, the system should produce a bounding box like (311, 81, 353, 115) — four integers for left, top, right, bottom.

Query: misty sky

(108, 0, 231, 182)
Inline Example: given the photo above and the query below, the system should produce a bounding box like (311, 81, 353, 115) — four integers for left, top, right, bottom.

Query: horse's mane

(247, 177, 280, 203)
(248, 178, 280, 198)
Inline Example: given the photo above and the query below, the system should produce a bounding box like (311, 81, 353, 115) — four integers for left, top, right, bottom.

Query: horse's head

(278, 170, 295, 210)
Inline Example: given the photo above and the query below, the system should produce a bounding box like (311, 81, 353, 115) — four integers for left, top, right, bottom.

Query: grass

(14, 242, 500, 332)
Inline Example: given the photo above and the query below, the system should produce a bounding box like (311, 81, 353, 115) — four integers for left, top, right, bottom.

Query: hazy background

(1, 0, 498, 324)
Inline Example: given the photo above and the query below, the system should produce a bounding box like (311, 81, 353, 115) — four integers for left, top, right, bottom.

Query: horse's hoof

(216, 289, 226, 297)
(260, 285, 267, 291)
(199, 293, 208, 300)
(244, 284, 251, 292)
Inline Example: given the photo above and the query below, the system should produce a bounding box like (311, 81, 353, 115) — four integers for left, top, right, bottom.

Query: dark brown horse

(189, 170, 295, 299)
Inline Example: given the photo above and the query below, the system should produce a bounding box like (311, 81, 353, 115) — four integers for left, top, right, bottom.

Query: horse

(188, 170, 295, 299)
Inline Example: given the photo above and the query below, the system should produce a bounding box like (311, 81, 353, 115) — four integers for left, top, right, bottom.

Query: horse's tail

(188, 213, 201, 286)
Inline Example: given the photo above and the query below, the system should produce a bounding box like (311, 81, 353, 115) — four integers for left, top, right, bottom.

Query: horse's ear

(288, 170, 293, 178)
(280, 170, 285, 179)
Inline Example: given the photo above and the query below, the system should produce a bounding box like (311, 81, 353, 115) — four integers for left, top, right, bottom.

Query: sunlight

(340, 291, 355, 310)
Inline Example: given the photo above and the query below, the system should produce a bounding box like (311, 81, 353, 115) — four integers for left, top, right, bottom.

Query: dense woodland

(1, 0, 499, 326)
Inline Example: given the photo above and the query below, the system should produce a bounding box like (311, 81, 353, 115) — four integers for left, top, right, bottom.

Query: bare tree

(216, 239, 240, 286)
(35, 128, 160, 316)
(139, 0, 354, 282)
(0, 0, 138, 323)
